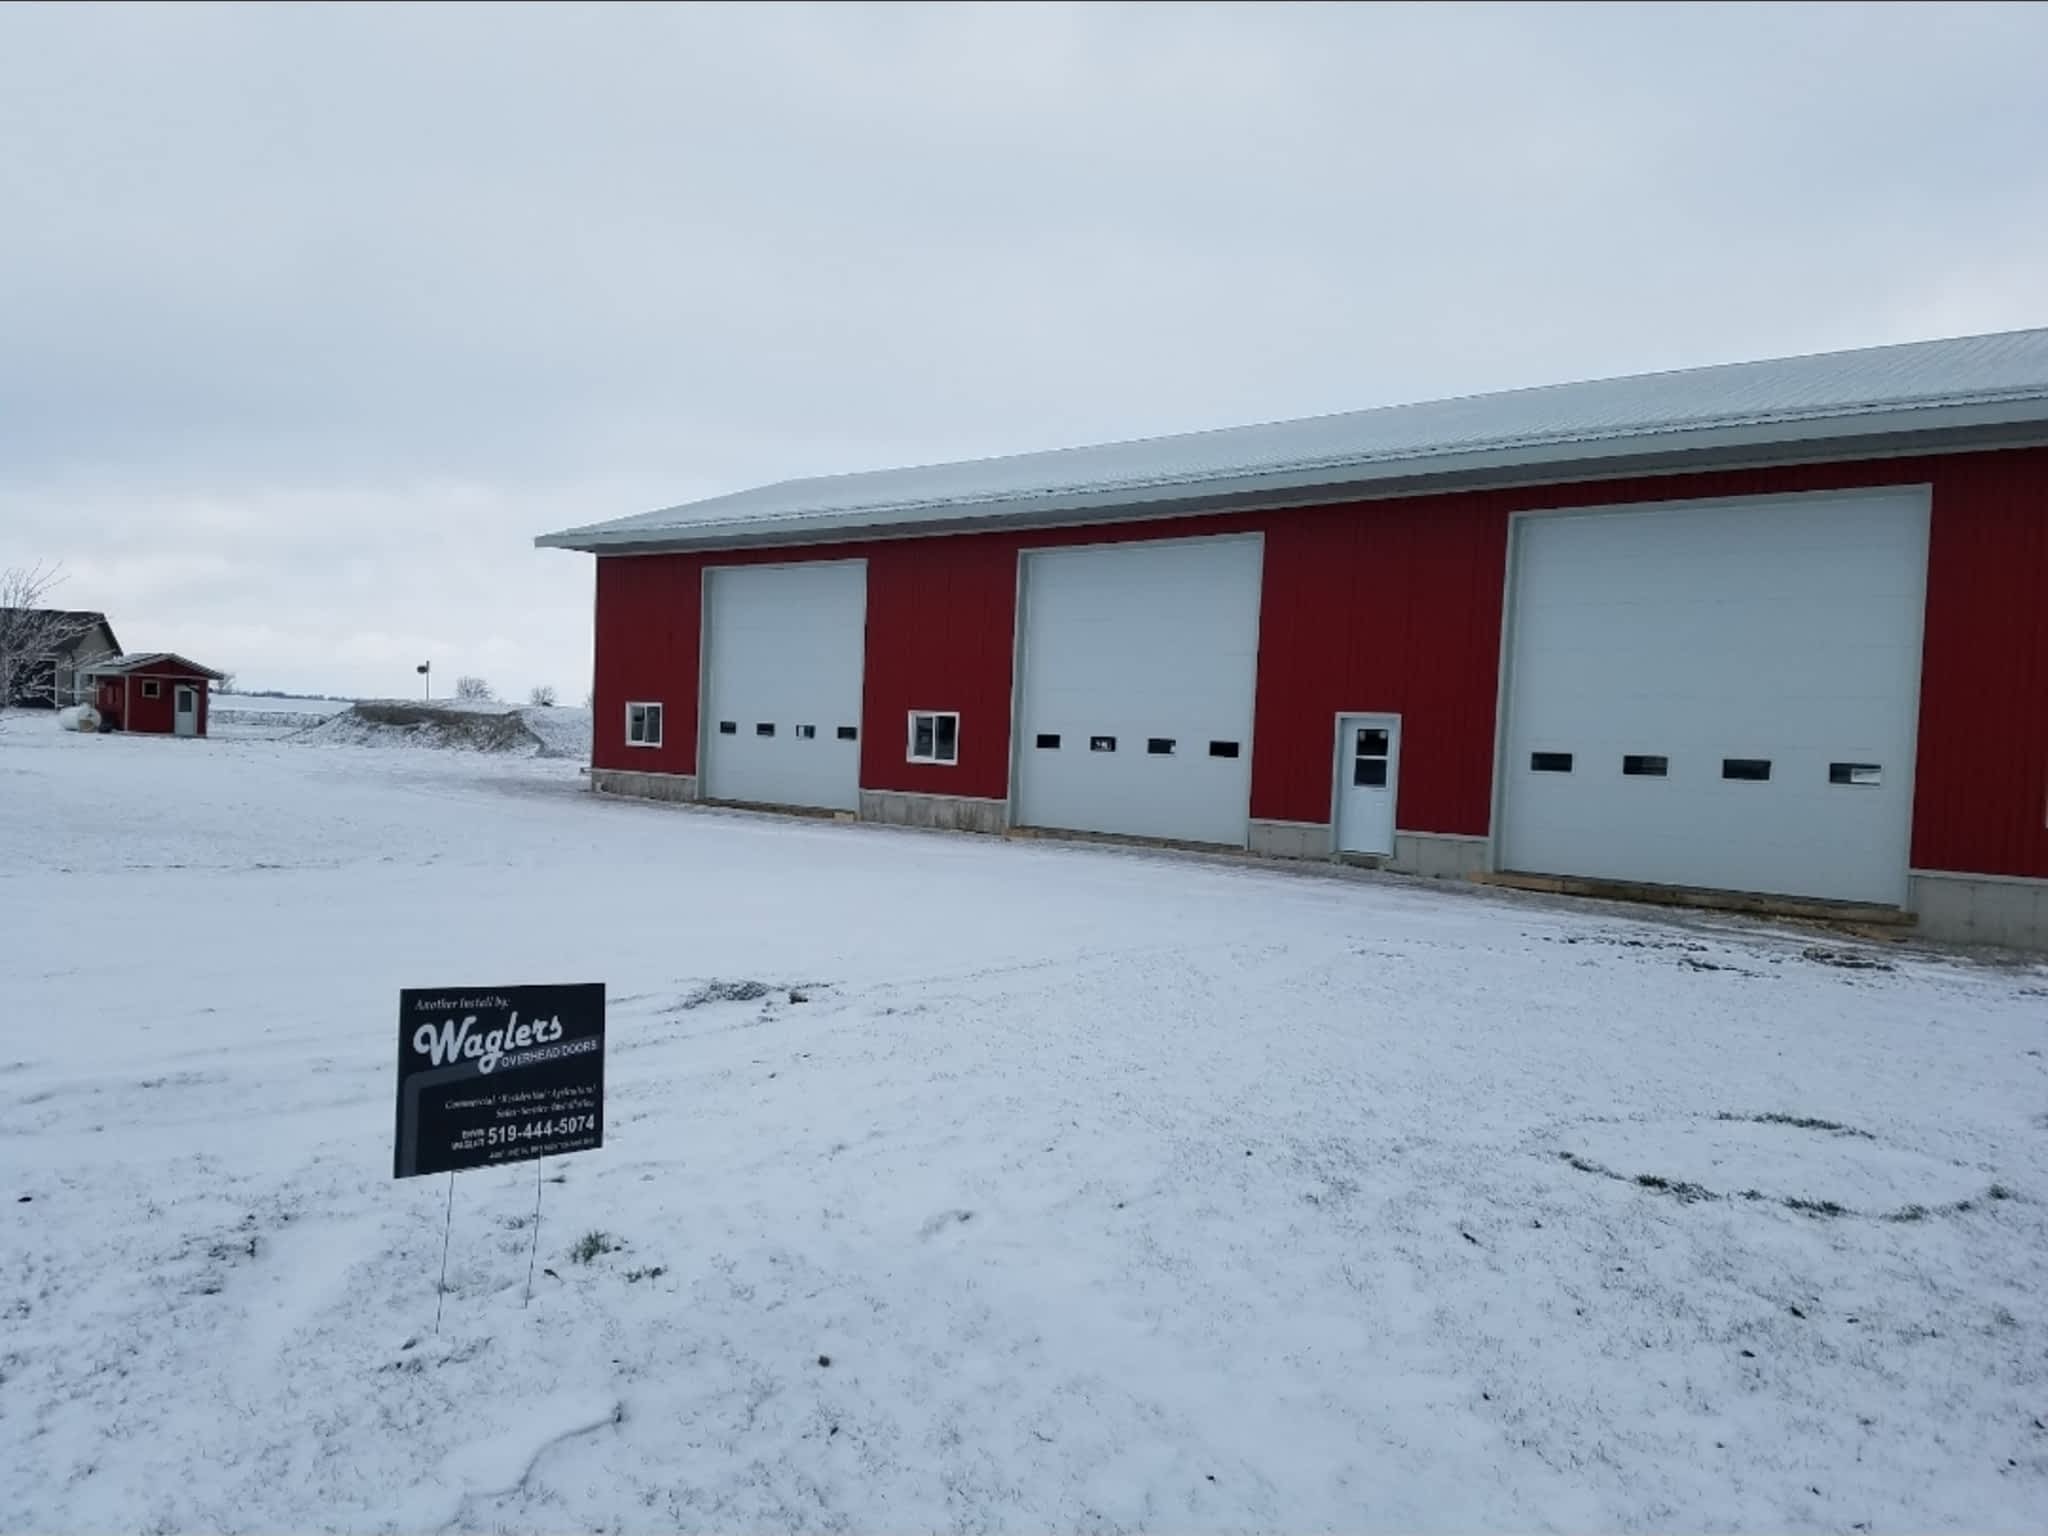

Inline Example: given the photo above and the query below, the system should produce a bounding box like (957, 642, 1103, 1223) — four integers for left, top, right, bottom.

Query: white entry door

(701, 561, 867, 812)
(1335, 715, 1399, 855)
(173, 685, 198, 737)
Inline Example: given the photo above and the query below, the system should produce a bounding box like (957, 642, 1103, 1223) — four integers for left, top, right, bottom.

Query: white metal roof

(537, 327, 2048, 554)
(81, 652, 224, 679)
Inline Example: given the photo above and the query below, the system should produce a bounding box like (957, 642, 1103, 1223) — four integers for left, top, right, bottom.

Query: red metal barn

(539, 330, 2048, 949)
(88, 654, 223, 737)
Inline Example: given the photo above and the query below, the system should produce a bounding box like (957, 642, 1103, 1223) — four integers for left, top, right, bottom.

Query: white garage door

(1499, 488, 1928, 905)
(702, 561, 866, 812)
(1015, 536, 1262, 846)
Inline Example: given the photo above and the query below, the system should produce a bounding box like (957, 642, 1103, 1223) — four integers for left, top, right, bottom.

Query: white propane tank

(58, 703, 102, 733)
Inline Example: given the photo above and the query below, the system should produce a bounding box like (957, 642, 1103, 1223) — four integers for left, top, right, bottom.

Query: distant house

(85, 654, 225, 737)
(0, 609, 122, 708)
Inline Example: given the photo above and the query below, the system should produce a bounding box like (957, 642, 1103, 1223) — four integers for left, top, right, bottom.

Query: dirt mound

(299, 701, 589, 755)
(519, 705, 593, 759)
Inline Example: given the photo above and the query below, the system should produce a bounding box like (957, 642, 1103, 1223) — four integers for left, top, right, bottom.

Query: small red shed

(86, 653, 224, 737)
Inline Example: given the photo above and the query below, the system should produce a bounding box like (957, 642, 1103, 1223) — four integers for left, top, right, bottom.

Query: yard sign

(393, 983, 605, 1179)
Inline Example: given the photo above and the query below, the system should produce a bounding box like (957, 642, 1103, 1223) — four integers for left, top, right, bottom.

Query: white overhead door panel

(702, 561, 866, 812)
(1499, 489, 1928, 905)
(1015, 536, 1261, 846)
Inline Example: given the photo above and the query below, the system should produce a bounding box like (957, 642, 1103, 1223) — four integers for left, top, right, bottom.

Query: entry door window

(1352, 727, 1390, 788)
(176, 688, 195, 715)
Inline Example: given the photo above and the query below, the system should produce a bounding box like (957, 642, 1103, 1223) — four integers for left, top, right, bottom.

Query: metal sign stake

(433, 1170, 455, 1336)
(523, 1156, 545, 1308)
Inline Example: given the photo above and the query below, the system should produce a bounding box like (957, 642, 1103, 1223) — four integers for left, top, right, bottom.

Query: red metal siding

(591, 554, 701, 777)
(130, 677, 172, 734)
(1252, 493, 1508, 832)
(859, 536, 1021, 800)
(1912, 449, 2048, 876)
(583, 444, 2048, 879)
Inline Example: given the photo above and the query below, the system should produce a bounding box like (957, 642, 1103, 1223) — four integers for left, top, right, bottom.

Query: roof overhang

(535, 397, 2048, 556)
(80, 653, 225, 680)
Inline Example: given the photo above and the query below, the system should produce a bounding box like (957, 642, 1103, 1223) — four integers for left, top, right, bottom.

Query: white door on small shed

(1498, 488, 1928, 905)
(1014, 536, 1261, 846)
(173, 685, 198, 737)
(701, 561, 866, 812)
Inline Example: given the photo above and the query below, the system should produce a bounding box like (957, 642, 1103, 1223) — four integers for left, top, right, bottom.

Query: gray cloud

(2, 2, 2044, 697)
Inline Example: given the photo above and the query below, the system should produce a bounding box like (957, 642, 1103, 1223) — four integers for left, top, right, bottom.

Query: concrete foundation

(1473, 870, 1914, 929)
(1249, 819, 1488, 880)
(1392, 832, 1491, 879)
(590, 767, 699, 803)
(1247, 819, 1334, 859)
(1909, 870, 2048, 949)
(859, 789, 1010, 835)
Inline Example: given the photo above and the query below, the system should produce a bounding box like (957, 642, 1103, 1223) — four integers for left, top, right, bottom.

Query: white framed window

(141, 679, 161, 699)
(625, 701, 663, 748)
(906, 710, 959, 765)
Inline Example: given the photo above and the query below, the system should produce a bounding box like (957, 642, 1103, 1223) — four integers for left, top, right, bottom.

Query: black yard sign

(393, 983, 605, 1179)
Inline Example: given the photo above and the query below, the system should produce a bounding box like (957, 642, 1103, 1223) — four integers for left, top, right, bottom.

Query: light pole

(417, 661, 431, 701)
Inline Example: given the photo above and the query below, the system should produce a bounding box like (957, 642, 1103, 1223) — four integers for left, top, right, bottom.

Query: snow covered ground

(213, 693, 353, 715)
(3, 723, 2045, 1532)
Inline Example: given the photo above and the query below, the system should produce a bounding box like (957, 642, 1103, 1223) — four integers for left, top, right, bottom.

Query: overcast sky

(2, 2, 2044, 700)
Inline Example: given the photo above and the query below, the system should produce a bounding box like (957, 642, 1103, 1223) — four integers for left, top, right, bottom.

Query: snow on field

(209, 694, 352, 741)
(214, 693, 353, 716)
(3, 722, 2045, 1532)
